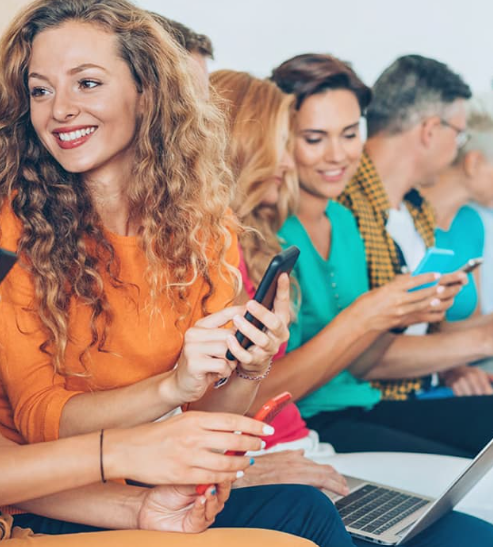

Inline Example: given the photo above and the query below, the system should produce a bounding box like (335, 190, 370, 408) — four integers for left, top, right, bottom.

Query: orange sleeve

(0, 203, 83, 443)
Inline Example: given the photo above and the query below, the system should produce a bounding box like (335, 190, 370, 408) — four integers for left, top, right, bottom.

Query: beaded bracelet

(100, 429, 107, 483)
(235, 360, 272, 381)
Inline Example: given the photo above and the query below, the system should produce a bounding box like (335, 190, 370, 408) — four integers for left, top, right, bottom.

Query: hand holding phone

(195, 392, 293, 495)
(225, 246, 300, 361)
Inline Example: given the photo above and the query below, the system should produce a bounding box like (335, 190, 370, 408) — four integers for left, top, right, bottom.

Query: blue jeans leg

(352, 511, 493, 547)
(212, 484, 356, 547)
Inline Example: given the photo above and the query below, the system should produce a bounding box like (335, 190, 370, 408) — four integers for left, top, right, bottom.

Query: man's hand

(441, 366, 493, 396)
(234, 449, 349, 496)
(138, 482, 231, 533)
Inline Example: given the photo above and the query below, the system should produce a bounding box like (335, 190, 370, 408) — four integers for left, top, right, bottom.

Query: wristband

(100, 429, 107, 483)
(235, 360, 272, 381)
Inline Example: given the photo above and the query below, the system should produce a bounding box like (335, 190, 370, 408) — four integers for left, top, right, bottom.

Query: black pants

(306, 395, 493, 458)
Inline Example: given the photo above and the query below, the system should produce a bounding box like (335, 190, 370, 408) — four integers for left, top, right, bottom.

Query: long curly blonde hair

(0, 0, 237, 375)
(210, 69, 297, 289)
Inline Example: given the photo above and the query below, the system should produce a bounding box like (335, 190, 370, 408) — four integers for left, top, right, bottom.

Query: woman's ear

(462, 150, 482, 178)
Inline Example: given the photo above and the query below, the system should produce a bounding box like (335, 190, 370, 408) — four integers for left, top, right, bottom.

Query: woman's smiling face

(294, 88, 363, 200)
(28, 21, 142, 180)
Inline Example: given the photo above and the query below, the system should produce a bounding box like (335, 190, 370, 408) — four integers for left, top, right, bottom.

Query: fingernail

(262, 424, 275, 435)
(200, 497, 207, 505)
(233, 315, 243, 325)
(433, 273, 441, 280)
(430, 298, 440, 307)
(343, 487, 350, 495)
(436, 285, 445, 294)
(250, 457, 255, 465)
(260, 440, 267, 449)
(210, 488, 216, 496)
(236, 470, 245, 479)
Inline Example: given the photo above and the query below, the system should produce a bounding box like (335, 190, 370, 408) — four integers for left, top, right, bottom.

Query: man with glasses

(339, 54, 493, 401)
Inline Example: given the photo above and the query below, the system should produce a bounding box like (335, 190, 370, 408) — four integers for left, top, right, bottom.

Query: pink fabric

(238, 245, 309, 449)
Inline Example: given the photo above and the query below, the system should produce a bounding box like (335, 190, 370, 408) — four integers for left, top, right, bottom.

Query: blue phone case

(409, 247, 455, 292)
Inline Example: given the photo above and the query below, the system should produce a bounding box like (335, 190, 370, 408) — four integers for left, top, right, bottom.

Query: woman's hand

(170, 305, 245, 403)
(138, 482, 231, 533)
(226, 274, 291, 377)
(105, 411, 272, 486)
(440, 365, 493, 396)
(234, 449, 349, 497)
(354, 272, 462, 332)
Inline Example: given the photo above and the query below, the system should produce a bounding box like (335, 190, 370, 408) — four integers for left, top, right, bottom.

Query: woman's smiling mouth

(52, 125, 97, 149)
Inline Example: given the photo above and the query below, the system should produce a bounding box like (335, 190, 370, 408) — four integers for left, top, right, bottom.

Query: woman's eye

(305, 138, 322, 145)
(344, 133, 357, 140)
(79, 79, 100, 89)
(30, 87, 49, 98)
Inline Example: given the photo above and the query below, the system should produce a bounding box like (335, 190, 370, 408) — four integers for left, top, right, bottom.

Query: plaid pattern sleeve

(338, 151, 436, 400)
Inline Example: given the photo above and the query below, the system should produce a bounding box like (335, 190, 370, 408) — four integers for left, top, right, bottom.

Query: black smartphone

(226, 245, 300, 361)
(0, 248, 17, 284)
(460, 257, 483, 274)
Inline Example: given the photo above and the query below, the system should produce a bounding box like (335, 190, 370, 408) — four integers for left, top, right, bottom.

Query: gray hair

(367, 55, 471, 137)
(457, 92, 493, 163)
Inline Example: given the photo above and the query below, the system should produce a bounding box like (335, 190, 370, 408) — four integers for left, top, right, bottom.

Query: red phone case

(195, 392, 292, 495)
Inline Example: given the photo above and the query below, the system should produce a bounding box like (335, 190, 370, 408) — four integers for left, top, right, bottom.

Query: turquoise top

(470, 203, 493, 314)
(435, 205, 484, 322)
(278, 201, 382, 419)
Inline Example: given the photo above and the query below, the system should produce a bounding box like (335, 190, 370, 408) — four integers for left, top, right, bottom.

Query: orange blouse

(0, 201, 239, 444)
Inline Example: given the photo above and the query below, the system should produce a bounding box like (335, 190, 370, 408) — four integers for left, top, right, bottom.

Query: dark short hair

(367, 54, 472, 137)
(271, 53, 372, 112)
(149, 12, 214, 58)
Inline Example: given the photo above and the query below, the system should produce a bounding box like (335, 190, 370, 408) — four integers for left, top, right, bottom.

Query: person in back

(421, 92, 493, 326)
(269, 53, 493, 457)
(337, 54, 493, 399)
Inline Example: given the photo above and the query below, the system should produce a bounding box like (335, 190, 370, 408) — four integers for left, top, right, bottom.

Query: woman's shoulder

(453, 205, 485, 245)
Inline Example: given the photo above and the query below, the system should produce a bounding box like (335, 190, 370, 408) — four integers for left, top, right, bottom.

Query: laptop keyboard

(335, 484, 429, 536)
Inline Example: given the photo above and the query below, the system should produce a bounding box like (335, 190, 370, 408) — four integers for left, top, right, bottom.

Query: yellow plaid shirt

(338, 151, 436, 400)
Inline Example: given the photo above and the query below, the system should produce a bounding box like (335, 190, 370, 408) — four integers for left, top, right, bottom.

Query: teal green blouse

(435, 205, 484, 322)
(278, 201, 381, 419)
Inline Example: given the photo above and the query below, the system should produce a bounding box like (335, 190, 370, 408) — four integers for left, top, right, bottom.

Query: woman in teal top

(435, 205, 484, 322)
(279, 201, 381, 418)
(270, 54, 493, 457)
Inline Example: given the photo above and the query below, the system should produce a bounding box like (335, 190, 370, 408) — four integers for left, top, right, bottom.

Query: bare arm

(253, 274, 449, 408)
(0, 412, 269, 506)
(18, 482, 143, 530)
(59, 371, 182, 438)
(364, 323, 493, 380)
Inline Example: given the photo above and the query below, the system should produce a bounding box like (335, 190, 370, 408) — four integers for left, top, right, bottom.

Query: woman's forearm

(0, 429, 146, 505)
(365, 325, 493, 380)
(18, 483, 144, 530)
(59, 371, 182, 438)
(252, 306, 378, 408)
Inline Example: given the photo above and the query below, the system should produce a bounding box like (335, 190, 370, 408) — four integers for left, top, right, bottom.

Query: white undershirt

(386, 204, 428, 336)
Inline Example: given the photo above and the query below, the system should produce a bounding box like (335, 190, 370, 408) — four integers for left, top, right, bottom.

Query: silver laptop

(324, 439, 493, 545)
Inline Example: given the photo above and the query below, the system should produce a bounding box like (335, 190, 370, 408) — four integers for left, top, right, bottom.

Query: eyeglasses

(440, 119, 470, 149)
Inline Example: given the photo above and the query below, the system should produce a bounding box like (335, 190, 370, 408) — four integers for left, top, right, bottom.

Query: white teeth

(323, 170, 343, 176)
(57, 127, 95, 142)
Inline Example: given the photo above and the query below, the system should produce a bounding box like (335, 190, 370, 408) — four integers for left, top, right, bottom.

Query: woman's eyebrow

(28, 63, 108, 80)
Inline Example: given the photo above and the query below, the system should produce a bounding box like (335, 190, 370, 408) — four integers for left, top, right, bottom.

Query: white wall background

(137, 0, 493, 92)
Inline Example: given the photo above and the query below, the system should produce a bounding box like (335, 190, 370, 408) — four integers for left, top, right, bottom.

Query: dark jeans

(306, 395, 493, 457)
(14, 484, 493, 547)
